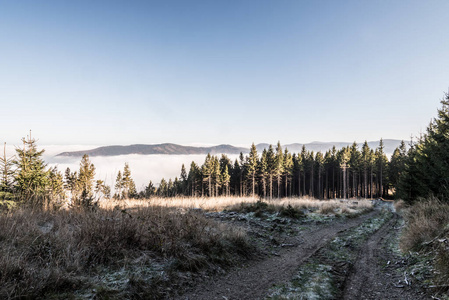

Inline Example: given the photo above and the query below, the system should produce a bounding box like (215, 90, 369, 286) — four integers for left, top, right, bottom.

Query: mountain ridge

(56, 139, 404, 157)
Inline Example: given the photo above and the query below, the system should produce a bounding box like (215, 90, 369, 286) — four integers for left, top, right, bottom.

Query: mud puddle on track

(177, 210, 379, 300)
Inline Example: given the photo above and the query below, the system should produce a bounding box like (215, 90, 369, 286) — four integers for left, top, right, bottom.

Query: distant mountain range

(56, 139, 404, 157)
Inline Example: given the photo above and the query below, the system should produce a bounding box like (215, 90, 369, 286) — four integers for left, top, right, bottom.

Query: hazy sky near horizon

(1, 0, 448, 147)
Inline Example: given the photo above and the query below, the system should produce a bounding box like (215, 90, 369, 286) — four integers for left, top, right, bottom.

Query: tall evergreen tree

(259, 149, 268, 198)
(247, 143, 259, 198)
(340, 147, 350, 199)
(275, 142, 284, 198)
(187, 161, 200, 197)
(14, 133, 49, 205)
(221, 165, 231, 196)
(361, 141, 370, 198)
(78, 154, 96, 206)
(121, 163, 136, 199)
(180, 164, 188, 195)
(376, 138, 388, 198)
(0, 142, 14, 199)
(397, 93, 449, 201)
(315, 152, 324, 199)
(266, 145, 275, 199)
(114, 171, 124, 199)
(283, 149, 293, 197)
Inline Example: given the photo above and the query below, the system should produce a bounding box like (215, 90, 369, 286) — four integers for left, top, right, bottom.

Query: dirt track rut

(342, 213, 426, 300)
(178, 211, 378, 300)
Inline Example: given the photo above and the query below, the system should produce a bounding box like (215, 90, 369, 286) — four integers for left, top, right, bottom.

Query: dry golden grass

(400, 196, 449, 252)
(400, 196, 449, 292)
(100, 196, 373, 216)
(0, 204, 252, 299)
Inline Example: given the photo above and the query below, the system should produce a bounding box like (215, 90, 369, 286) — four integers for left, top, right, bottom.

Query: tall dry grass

(0, 205, 252, 299)
(400, 196, 449, 251)
(400, 196, 449, 292)
(101, 196, 373, 215)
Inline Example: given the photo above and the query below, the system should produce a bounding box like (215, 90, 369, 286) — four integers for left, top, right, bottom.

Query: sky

(1, 0, 448, 147)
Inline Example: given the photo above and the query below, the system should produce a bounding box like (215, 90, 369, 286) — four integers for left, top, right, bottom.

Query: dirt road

(342, 213, 427, 300)
(178, 210, 427, 300)
(178, 211, 378, 300)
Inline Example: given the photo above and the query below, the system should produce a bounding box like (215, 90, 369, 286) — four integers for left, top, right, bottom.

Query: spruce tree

(121, 163, 136, 199)
(349, 142, 360, 198)
(266, 145, 275, 199)
(315, 152, 324, 199)
(47, 167, 65, 206)
(259, 149, 268, 198)
(283, 149, 293, 197)
(397, 93, 449, 201)
(275, 142, 284, 198)
(115, 171, 123, 199)
(78, 154, 95, 206)
(14, 133, 49, 205)
(221, 165, 231, 196)
(0, 142, 14, 199)
(180, 164, 188, 195)
(247, 143, 258, 198)
(361, 141, 370, 198)
(376, 139, 388, 198)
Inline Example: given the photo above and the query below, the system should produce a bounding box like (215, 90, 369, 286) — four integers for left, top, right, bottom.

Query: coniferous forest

(1, 93, 448, 207)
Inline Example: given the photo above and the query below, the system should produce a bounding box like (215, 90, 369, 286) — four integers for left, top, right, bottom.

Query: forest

(1, 93, 448, 208)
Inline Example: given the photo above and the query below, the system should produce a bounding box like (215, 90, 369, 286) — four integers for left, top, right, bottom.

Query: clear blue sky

(1, 0, 448, 146)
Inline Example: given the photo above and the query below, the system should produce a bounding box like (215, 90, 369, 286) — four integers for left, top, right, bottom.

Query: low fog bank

(4, 144, 238, 190)
(47, 154, 228, 190)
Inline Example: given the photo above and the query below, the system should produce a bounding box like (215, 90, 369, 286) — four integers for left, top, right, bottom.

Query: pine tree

(266, 145, 275, 199)
(202, 154, 213, 196)
(0, 142, 14, 199)
(180, 164, 188, 195)
(275, 142, 284, 198)
(315, 152, 324, 199)
(283, 149, 293, 197)
(300, 146, 308, 196)
(95, 180, 111, 200)
(48, 167, 65, 206)
(349, 142, 360, 198)
(144, 181, 156, 198)
(340, 147, 350, 199)
(211, 156, 221, 197)
(293, 153, 302, 197)
(259, 149, 268, 198)
(247, 143, 258, 198)
(221, 165, 231, 196)
(114, 170, 123, 199)
(187, 161, 200, 197)
(397, 93, 449, 201)
(78, 154, 95, 206)
(376, 138, 388, 198)
(64, 167, 79, 202)
(389, 141, 407, 196)
(158, 178, 168, 197)
(121, 163, 136, 199)
(308, 151, 315, 197)
(14, 133, 49, 205)
(361, 141, 370, 198)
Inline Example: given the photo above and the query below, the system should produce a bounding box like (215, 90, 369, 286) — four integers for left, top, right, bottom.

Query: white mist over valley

(4, 139, 402, 192)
